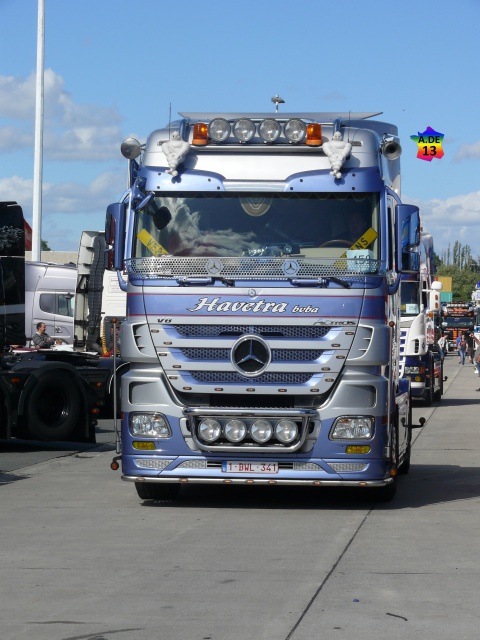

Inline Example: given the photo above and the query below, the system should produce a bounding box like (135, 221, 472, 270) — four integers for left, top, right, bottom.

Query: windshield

(132, 192, 380, 259)
(400, 281, 420, 315)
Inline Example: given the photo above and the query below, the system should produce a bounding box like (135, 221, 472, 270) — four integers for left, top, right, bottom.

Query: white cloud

(454, 140, 480, 162)
(0, 171, 126, 250)
(0, 175, 33, 205)
(408, 191, 480, 258)
(0, 125, 33, 151)
(0, 73, 36, 119)
(0, 70, 123, 161)
(0, 170, 123, 217)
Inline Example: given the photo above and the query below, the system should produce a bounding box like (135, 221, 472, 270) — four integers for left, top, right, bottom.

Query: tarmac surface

(1, 353, 479, 640)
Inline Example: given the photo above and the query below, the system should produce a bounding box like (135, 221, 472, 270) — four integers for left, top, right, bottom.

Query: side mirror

(396, 204, 420, 271)
(105, 202, 126, 271)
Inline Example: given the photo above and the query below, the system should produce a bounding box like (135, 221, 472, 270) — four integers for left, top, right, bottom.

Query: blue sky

(1, 0, 479, 257)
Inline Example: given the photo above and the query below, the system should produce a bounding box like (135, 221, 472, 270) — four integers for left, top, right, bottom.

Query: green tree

(436, 241, 480, 300)
(41, 239, 51, 251)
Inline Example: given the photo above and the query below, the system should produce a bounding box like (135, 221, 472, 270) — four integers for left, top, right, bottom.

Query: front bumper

(122, 474, 393, 487)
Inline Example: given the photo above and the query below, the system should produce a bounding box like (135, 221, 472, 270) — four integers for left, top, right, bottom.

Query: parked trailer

(1, 201, 112, 442)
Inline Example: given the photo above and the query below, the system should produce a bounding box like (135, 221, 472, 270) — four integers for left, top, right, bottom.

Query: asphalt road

(0, 418, 117, 473)
(1, 354, 479, 640)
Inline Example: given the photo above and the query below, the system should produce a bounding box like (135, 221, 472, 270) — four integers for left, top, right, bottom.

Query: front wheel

(135, 482, 181, 500)
(398, 402, 412, 475)
(424, 360, 434, 406)
(433, 361, 444, 401)
(373, 478, 397, 502)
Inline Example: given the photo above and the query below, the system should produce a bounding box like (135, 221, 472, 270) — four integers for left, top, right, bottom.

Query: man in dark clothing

(466, 333, 475, 364)
(32, 322, 56, 348)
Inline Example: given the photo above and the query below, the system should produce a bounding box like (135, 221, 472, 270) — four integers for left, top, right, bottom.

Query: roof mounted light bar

(191, 116, 324, 147)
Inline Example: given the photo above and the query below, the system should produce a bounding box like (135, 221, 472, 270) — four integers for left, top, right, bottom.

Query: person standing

(466, 332, 475, 364)
(456, 333, 467, 365)
(437, 332, 447, 362)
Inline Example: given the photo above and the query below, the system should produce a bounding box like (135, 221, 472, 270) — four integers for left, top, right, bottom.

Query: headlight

(404, 366, 422, 374)
(224, 419, 247, 442)
(275, 419, 298, 443)
(284, 119, 306, 143)
(259, 119, 281, 142)
(330, 417, 373, 440)
(208, 118, 230, 142)
(250, 419, 273, 443)
(233, 118, 256, 142)
(129, 413, 171, 438)
(198, 418, 221, 442)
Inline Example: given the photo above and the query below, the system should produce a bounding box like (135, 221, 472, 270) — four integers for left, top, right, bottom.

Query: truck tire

(398, 403, 412, 475)
(374, 479, 397, 502)
(26, 371, 81, 441)
(398, 435, 411, 475)
(0, 394, 7, 439)
(135, 482, 180, 501)
(368, 414, 398, 501)
(424, 359, 434, 406)
(433, 361, 444, 401)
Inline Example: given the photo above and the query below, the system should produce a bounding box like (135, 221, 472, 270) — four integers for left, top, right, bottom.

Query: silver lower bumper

(122, 475, 392, 487)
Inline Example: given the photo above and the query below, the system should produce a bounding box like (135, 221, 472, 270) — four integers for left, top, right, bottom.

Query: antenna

(271, 95, 285, 113)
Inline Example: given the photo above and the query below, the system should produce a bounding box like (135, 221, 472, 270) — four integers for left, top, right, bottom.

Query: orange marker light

(306, 123, 322, 146)
(193, 123, 208, 146)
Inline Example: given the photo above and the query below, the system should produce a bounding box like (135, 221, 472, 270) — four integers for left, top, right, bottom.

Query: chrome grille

(180, 348, 324, 361)
(127, 256, 385, 281)
(174, 325, 331, 338)
(189, 371, 314, 384)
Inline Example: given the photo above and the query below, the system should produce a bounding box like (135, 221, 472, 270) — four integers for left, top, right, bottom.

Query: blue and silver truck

(107, 109, 423, 500)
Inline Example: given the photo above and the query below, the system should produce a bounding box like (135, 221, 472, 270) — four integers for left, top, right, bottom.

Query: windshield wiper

(289, 277, 351, 289)
(176, 276, 235, 287)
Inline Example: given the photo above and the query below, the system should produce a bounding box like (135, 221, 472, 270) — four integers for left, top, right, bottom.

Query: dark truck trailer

(0, 201, 110, 443)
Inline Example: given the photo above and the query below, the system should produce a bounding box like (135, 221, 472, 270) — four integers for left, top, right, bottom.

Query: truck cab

(25, 262, 76, 346)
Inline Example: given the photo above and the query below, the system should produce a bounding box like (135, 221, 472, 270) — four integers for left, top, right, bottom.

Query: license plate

(222, 461, 278, 474)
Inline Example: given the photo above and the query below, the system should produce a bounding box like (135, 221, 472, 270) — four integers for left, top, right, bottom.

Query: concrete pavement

(0, 354, 479, 640)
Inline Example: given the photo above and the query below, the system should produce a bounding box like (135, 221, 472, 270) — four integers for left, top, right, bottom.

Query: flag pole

(32, 0, 45, 261)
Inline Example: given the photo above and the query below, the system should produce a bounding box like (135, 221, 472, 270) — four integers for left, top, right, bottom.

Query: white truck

(25, 261, 76, 346)
(106, 109, 425, 501)
(399, 233, 444, 404)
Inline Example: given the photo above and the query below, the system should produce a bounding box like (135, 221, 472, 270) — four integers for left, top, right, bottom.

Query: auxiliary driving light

(275, 419, 298, 443)
(224, 419, 247, 443)
(284, 119, 307, 143)
(233, 118, 256, 142)
(198, 418, 222, 442)
(259, 119, 281, 142)
(208, 118, 231, 142)
(250, 419, 273, 443)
